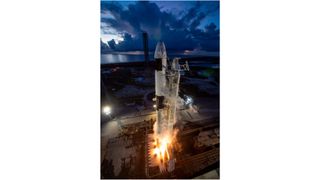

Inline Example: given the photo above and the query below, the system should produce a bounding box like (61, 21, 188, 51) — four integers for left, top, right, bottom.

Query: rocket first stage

(154, 41, 181, 138)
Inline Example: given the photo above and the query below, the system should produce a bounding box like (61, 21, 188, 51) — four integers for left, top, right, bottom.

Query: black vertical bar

(142, 32, 149, 67)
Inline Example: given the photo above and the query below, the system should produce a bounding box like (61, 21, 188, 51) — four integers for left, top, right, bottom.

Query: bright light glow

(153, 104, 157, 108)
(150, 130, 179, 172)
(185, 96, 193, 104)
(103, 106, 111, 115)
(153, 147, 160, 155)
(152, 135, 171, 164)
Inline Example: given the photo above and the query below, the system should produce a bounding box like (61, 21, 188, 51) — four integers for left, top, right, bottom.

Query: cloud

(101, 1, 219, 52)
(101, 39, 112, 53)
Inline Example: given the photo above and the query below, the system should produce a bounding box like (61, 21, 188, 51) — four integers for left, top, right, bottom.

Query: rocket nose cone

(154, 41, 167, 59)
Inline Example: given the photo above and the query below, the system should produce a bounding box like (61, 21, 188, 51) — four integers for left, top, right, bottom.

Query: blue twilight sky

(101, 0, 219, 53)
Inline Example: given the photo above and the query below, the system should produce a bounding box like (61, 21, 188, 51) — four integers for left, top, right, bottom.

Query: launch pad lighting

(186, 96, 193, 104)
(103, 106, 111, 115)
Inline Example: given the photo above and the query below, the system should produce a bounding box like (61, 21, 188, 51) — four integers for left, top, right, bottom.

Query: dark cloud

(190, 12, 207, 30)
(101, 39, 111, 53)
(101, 1, 219, 52)
(116, 33, 143, 51)
(107, 39, 116, 49)
(191, 23, 220, 51)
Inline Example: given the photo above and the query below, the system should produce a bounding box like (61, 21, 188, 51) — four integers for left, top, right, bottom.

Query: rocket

(154, 42, 181, 138)
(153, 41, 189, 173)
(154, 41, 167, 137)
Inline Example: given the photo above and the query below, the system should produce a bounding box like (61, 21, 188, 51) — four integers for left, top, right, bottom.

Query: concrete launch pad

(101, 116, 219, 179)
(101, 56, 219, 179)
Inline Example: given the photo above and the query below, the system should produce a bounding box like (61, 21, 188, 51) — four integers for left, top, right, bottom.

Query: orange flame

(152, 135, 171, 163)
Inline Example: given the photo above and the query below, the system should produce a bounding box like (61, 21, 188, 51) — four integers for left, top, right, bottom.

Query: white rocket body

(154, 42, 181, 138)
(154, 42, 167, 137)
(153, 41, 187, 173)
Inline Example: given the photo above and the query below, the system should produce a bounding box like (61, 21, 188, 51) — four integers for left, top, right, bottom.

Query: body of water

(101, 53, 204, 64)
(101, 54, 148, 64)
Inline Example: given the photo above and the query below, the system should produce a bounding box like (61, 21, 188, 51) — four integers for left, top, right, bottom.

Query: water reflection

(101, 53, 217, 64)
(101, 54, 147, 64)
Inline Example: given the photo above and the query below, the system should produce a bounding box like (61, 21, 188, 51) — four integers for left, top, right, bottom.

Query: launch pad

(146, 118, 219, 178)
(101, 42, 219, 179)
(101, 116, 219, 179)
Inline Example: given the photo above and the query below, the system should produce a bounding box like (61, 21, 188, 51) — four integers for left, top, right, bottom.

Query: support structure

(142, 32, 149, 66)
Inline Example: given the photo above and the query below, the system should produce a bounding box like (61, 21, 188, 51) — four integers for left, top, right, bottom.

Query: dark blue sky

(101, 0, 219, 54)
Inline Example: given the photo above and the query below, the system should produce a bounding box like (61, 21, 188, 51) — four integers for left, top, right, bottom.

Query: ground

(101, 59, 219, 179)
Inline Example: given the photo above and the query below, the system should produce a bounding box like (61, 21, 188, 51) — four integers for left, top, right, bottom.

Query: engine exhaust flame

(152, 135, 171, 161)
(150, 129, 180, 172)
